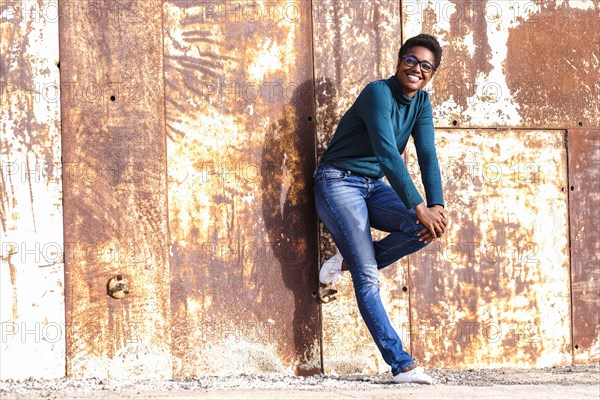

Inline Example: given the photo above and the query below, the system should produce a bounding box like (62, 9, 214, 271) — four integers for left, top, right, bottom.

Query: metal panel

(402, 1, 600, 129)
(407, 129, 571, 368)
(59, 1, 171, 378)
(163, 0, 319, 377)
(0, 0, 64, 379)
(313, 1, 407, 375)
(568, 129, 600, 364)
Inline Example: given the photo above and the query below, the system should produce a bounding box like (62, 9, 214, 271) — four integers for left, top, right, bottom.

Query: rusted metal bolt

(107, 274, 129, 299)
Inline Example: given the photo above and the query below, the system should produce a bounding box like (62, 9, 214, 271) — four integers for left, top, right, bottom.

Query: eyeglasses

(400, 55, 435, 73)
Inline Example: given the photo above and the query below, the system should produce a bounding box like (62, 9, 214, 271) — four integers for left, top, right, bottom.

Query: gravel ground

(1, 363, 598, 399)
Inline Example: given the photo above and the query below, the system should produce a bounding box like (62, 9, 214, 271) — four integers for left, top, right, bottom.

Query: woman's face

(395, 46, 436, 98)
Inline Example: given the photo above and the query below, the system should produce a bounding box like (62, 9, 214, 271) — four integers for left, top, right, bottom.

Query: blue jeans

(313, 163, 430, 375)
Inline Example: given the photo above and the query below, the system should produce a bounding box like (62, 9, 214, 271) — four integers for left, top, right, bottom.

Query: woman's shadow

(260, 77, 337, 375)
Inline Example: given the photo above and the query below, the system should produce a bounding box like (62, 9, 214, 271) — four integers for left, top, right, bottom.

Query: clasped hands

(414, 203, 448, 243)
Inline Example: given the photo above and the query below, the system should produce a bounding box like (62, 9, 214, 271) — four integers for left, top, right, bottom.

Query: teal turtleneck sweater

(320, 75, 444, 209)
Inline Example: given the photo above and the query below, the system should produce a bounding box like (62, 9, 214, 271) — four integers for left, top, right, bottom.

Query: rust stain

(164, 0, 319, 377)
(408, 129, 571, 368)
(404, 1, 599, 128)
(423, 1, 493, 114)
(60, 0, 171, 378)
(506, 3, 600, 128)
(568, 129, 600, 363)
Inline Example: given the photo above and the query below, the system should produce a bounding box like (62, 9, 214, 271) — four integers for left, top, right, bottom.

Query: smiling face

(395, 46, 436, 98)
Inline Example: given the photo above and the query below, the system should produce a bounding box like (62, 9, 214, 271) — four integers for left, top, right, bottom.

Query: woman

(314, 34, 447, 384)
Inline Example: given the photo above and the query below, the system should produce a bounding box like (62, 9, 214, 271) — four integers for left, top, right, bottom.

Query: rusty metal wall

(1, 0, 598, 380)
(313, 0, 598, 374)
(407, 129, 571, 368)
(402, 0, 598, 368)
(312, 0, 407, 375)
(0, 0, 64, 379)
(163, 0, 320, 377)
(59, 1, 172, 378)
(568, 129, 600, 364)
(403, 0, 600, 129)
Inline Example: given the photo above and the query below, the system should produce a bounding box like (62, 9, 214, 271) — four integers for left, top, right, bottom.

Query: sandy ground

(1, 363, 598, 399)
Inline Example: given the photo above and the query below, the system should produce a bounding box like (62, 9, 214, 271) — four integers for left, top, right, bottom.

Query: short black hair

(398, 34, 442, 71)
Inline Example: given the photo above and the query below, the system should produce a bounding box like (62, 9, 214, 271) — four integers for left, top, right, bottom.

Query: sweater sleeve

(354, 83, 424, 209)
(412, 94, 445, 207)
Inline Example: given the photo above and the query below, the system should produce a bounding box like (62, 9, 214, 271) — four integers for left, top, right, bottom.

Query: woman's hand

(414, 203, 447, 243)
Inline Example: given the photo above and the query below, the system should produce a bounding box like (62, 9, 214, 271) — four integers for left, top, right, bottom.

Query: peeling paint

(0, 0, 64, 380)
(404, 0, 599, 128)
(407, 129, 571, 368)
(164, 0, 319, 377)
(558, 0, 597, 11)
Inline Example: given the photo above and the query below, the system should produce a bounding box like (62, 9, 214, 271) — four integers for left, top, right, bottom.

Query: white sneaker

(392, 366, 433, 384)
(319, 252, 345, 288)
